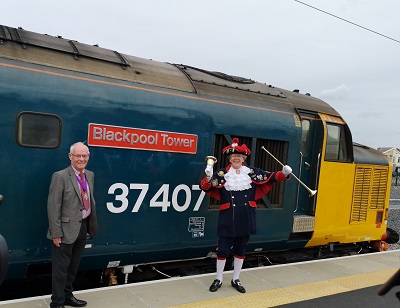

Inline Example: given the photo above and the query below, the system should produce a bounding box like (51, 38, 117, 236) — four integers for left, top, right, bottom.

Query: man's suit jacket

(47, 166, 98, 244)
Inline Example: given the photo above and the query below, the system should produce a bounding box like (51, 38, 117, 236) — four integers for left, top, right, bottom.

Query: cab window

(325, 123, 351, 162)
(300, 120, 310, 157)
(16, 112, 62, 148)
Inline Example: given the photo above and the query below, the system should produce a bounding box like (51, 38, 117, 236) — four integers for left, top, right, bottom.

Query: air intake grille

(350, 166, 388, 223)
(370, 168, 388, 210)
(207, 134, 287, 209)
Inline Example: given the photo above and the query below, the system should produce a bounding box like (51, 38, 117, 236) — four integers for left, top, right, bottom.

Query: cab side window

(325, 123, 351, 162)
(300, 120, 310, 157)
(16, 112, 62, 148)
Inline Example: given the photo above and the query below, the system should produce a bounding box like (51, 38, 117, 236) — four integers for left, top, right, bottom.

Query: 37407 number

(107, 183, 206, 213)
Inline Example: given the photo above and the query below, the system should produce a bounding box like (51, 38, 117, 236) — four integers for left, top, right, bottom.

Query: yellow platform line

(170, 268, 398, 308)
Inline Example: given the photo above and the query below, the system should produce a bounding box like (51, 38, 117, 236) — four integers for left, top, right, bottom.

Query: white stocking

(216, 259, 226, 282)
(232, 257, 244, 281)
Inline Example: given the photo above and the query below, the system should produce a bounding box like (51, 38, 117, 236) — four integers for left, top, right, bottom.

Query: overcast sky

(2, 0, 399, 149)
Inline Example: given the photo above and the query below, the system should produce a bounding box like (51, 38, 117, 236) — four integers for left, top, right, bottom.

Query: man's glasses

(70, 153, 89, 159)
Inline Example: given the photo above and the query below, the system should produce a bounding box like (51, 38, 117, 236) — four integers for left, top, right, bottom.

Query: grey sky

(2, 0, 399, 149)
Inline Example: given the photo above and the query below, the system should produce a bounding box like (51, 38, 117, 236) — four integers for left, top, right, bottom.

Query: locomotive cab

(301, 113, 392, 250)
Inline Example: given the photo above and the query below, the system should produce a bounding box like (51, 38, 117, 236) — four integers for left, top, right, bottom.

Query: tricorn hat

(222, 138, 251, 156)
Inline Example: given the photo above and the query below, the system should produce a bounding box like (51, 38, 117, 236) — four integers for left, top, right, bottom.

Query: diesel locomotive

(0, 25, 394, 288)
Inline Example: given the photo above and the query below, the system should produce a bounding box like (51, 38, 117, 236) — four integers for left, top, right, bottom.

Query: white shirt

(224, 165, 252, 191)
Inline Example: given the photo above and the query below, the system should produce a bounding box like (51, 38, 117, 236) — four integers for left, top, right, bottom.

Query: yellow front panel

(306, 161, 355, 246)
(306, 163, 390, 247)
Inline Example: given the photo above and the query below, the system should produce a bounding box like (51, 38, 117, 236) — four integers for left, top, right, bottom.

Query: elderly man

(47, 142, 98, 308)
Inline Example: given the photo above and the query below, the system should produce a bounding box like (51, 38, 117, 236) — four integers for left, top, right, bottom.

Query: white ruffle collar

(224, 165, 252, 191)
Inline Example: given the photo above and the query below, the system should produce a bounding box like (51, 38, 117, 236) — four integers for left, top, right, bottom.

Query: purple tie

(79, 172, 90, 210)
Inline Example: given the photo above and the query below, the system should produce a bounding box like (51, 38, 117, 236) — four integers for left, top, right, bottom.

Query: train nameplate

(88, 123, 198, 154)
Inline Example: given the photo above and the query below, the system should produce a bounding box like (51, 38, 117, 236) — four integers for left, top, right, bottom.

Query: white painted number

(107, 183, 129, 213)
(129, 184, 149, 212)
(172, 184, 191, 212)
(107, 183, 206, 213)
(150, 184, 171, 212)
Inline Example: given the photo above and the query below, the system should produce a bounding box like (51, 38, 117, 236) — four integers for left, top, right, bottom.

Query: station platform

(0, 250, 399, 307)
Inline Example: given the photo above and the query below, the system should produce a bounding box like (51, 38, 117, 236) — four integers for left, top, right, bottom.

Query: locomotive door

(296, 110, 323, 215)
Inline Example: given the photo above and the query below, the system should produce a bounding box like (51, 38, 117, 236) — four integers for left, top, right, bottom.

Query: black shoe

(64, 296, 87, 307)
(209, 279, 222, 292)
(231, 279, 246, 293)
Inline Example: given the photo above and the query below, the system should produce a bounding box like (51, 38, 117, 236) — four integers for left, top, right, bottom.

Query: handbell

(205, 156, 217, 177)
(205, 156, 217, 166)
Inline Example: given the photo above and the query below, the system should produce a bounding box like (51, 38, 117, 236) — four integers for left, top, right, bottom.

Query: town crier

(200, 138, 292, 293)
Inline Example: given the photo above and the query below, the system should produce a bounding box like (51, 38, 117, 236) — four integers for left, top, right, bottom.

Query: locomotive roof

(0, 25, 340, 117)
(353, 142, 390, 165)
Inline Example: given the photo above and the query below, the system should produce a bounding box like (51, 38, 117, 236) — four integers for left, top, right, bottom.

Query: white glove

(205, 165, 213, 180)
(282, 165, 292, 177)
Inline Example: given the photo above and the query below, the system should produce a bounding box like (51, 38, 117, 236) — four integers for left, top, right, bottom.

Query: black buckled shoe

(64, 295, 87, 307)
(231, 279, 246, 293)
(209, 279, 222, 292)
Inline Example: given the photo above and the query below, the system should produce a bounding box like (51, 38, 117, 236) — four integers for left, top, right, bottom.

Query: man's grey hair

(70, 142, 90, 154)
